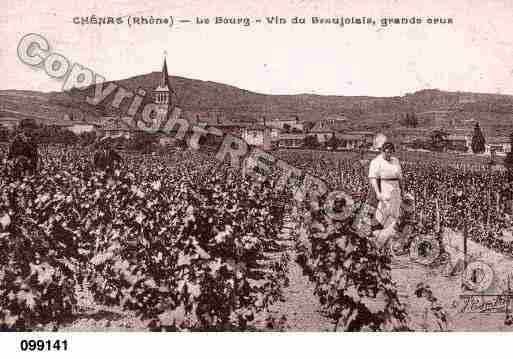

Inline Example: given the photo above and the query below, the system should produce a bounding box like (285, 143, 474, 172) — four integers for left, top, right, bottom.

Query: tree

(17, 118, 38, 131)
(129, 131, 155, 152)
(304, 135, 319, 148)
(409, 138, 428, 150)
(429, 129, 448, 151)
(399, 112, 418, 128)
(33, 124, 78, 145)
(303, 121, 315, 132)
(399, 113, 409, 127)
(0, 125, 10, 142)
(326, 135, 338, 150)
(58, 129, 79, 145)
(504, 132, 513, 172)
(410, 112, 419, 127)
(471, 122, 486, 154)
(79, 131, 97, 146)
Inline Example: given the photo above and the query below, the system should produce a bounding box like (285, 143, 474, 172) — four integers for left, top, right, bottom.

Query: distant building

(277, 133, 306, 148)
(0, 117, 20, 130)
(485, 137, 511, 156)
(98, 57, 177, 139)
(158, 107, 183, 134)
(309, 117, 354, 144)
(241, 124, 272, 150)
(336, 132, 374, 150)
(444, 129, 511, 156)
(212, 121, 247, 136)
(446, 134, 470, 152)
(102, 117, 134, 138)
(319, 116, 351, 126)
(269, 127, 281, 139)
(310, 121, 334, 143)
(66, 122, 101, 135)
(154, 57, 172, 128)
(259, 117, 303, 132)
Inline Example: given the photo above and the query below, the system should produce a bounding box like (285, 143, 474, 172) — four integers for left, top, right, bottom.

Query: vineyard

(1, 145, 513, 331)
(277, 149, 513, 254)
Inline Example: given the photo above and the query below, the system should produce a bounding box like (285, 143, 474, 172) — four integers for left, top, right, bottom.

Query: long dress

(368, 153, 402, 230)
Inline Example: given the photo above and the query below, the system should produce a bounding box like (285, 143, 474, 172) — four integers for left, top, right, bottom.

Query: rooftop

(336, 134, 368, 140)
(487, 137, 510, 144)
(244, 124, 269, 131)
(279, 133, 307, 140)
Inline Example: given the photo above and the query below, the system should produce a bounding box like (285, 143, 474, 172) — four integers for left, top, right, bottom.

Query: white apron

(368, 154, 402, 229)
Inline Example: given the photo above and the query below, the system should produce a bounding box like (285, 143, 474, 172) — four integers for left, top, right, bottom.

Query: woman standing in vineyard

(368, 134, 403, 237)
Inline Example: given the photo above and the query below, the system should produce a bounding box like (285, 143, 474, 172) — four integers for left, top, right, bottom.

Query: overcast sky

(2, 0, 513, 96)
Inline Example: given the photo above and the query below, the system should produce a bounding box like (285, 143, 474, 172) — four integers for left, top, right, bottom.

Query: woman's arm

(369, 177, 382, 201)
(368, 158, 382, 200)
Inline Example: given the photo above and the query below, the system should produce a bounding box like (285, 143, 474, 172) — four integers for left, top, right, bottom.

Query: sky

(2, 0, 513, 97)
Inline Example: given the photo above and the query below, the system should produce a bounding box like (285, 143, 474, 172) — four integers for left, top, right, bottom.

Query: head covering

(19, 118, 37, 130)
(95, 135, 111, 148)
(372, 133, 387, 151)
(382, 142, 395, 152)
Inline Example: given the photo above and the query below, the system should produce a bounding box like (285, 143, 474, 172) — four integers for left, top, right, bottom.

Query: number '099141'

(20, 339, 68, 351)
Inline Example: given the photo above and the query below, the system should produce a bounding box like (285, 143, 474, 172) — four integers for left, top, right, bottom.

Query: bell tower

(154, 56, 172, 127)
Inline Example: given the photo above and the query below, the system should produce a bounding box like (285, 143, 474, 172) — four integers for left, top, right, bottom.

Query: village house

(336, 132, 374, 150)
(309, 121, 334, 144)
(98, 58, 177, 140)
(102, 119, 134, 139)
(444, 128, 511, 156)
(241, 124, 272, 150)
(212, 121, 248, 136)
(269, 127, 281, 140)
(258, 117, 303, 132)
(485, 137, 511, 156)
(0, 117, 20, 130)
(277, 133, 306, 148)
(321, 116, 351, 126)
(445, 134, 470, 152)
(308, 117, 354, 144)
(65, 122, 102, 135)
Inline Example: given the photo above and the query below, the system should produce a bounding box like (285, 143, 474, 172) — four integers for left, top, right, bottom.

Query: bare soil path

(264, 218, 332, 331)
(65, 218, 513, 331)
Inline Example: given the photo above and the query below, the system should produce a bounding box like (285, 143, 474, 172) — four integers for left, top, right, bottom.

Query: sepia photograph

(2, 1, 513, 352)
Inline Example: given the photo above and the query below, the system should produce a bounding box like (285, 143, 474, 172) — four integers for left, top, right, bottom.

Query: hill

(2, 73, 513, 136)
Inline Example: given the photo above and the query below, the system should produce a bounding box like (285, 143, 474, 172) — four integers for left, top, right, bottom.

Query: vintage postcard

(2, 0, 513, 346)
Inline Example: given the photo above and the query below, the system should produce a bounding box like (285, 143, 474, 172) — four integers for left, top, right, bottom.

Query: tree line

(0, 122, 96, 146)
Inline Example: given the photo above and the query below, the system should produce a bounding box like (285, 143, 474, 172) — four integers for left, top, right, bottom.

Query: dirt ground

(62, 223, 513, 332)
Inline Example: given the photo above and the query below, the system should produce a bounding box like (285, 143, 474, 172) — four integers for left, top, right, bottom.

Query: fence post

(435, 198, 441, 234)
(487, 188, 491, 229)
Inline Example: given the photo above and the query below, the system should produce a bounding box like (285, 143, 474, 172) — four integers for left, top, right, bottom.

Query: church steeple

(154, 56, 171, 105)
(159, 57, 170, 91)
(153, 55, 172, 127)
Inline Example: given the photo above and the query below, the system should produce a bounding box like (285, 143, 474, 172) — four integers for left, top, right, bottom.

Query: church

(153, 57, 173, 128)
(103, 57, 175, 138)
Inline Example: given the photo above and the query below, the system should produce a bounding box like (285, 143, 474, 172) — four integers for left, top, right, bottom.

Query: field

(1, 145, 513, 331)
(278, 147, 499, 168)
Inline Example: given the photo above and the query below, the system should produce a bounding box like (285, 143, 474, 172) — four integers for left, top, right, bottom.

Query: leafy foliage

(0, 146, 290, 331)
(293, 192, 410, 331)
(399, 113, 419, 128)
(429, 129, 449, 152)
(471, 122, 486, 154)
